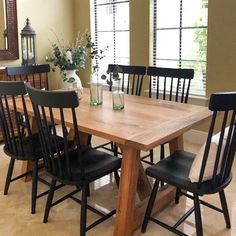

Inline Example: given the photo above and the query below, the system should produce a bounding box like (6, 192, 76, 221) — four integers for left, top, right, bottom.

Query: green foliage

(194, 20, 207, 61)
(194, 0, 208, 62)
(86, 34, 108, 62)
(86, 34, 108, 73)
(46, 32, 92, 72)
(101, 65, 122, 88)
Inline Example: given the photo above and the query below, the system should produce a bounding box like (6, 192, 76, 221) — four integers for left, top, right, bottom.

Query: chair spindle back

(26, 84, 84, 181)
(0, 81, 32, 157)
(147, 66, 194, 103)
(198, 92, 236, 188)
(6, 64, 50, 90)
(108, 64, 146, 96)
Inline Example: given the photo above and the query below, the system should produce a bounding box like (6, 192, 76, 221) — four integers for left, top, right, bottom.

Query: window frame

(90, 0, 130, 69)
(153, 0, 208, 96)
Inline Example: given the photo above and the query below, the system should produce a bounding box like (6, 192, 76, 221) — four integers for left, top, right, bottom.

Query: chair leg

(114, 143, 118, 157)
(86, 185, 90, 197)
(160, 144, 165, 161)
(87, 134, 92, 146)
(160, 144, 165, 187)
(141, 180, 159, 233)
(43, 179, 56, 223)
(4, 158, 15, 195)
(149, 149, 154, 163)
(219, 190, 231, 228)
(175, 187, 181, 204)
(114, 170, 120, 187)
(31, 160, 38, 214)
(111, 141, 114, 151)
(194, 194, 203, 236)
(80, 185, 88, 236)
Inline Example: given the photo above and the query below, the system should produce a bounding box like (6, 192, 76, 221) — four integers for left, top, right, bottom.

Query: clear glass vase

(90, 70, 103, 105)
(112, 90, 124, 110)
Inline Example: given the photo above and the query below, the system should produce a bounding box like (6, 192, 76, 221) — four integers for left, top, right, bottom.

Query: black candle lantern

(21, 18, 36, 66)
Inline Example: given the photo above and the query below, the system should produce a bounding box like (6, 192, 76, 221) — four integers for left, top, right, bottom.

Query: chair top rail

(147, 66, 194, 79)
(6, 64, 50, 76)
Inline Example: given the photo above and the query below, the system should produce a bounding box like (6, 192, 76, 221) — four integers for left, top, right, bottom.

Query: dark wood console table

(0, 67, 7, 81)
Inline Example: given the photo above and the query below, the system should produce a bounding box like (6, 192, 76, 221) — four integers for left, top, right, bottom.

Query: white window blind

(153, 0, 208, 96)
(90, 0, 130, 74)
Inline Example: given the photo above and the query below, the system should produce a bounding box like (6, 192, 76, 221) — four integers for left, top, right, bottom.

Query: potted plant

(46, 32, 92, 90)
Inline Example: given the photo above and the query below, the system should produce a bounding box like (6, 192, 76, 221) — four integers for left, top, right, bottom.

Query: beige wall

(0, 0, 235, 94)
(207, 0, 236, 97)
(130, 0, 150, 96)
(0, 0, 75, 89)
(196, 0, 236, 131)
(0, 0, 6, 48)
(74, 0, 91, 88)
(130, 0, 150, 67)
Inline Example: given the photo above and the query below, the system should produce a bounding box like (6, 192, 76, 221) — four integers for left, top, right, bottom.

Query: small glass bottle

(112, 79, 124, 110)
(90, 67, 103, 105)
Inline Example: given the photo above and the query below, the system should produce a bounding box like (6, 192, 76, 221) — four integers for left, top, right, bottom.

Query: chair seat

(4, 133, 72, 161)
(146, 150, 232, 195)
(142, 92, 236, 236)
(51, 146, 121, 184)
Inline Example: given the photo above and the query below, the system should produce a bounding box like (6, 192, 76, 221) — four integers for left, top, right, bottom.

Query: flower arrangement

(46, 32, 93, 73)
(46, 33, 109, 86)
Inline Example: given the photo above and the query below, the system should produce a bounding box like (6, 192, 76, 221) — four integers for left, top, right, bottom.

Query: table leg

(114, 136, 185, 235)
(137, 160, 152, 200)
(118, 145, 152, 201)
(114, 146, 140, 236)
(169, 135, 184, 154)
(68, 129, 91, 145)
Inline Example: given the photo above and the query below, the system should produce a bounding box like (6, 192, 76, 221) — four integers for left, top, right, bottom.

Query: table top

(18, 88, 212, 151)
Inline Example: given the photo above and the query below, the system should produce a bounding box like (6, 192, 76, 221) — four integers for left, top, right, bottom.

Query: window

(153, 0, 208, 96)
(90, 0, 130, 74)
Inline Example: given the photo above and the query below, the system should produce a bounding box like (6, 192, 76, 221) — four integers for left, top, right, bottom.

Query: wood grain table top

(18, 88, 212, 151)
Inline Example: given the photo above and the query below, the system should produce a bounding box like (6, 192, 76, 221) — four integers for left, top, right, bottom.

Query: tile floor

(0, 137, 235, 236)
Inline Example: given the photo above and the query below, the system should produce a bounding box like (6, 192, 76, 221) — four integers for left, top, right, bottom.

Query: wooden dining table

(16, 88, 212, 236)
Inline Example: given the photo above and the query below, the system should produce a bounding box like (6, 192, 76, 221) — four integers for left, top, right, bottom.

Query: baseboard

(183, 129, 207, 145)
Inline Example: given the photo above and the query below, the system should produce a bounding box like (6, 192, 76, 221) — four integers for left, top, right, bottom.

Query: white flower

(65, 50, 73, 64)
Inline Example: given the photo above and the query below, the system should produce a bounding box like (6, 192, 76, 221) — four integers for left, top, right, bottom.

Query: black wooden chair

(26, 84, 121, 236)
(6, 64, 50, 90)
(6, 64, 51, 135)
(142, 92, 236, 236)
(0, 81, 64, 214)
(141, 66, 194, 165)
(92, 64, 146, 155)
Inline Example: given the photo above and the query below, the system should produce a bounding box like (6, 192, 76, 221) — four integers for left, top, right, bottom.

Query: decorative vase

(90, 70, 103, 105)
(112, 80, 124, 110)
(112, 90, 124, 110)
(59, 69, 83, 91)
